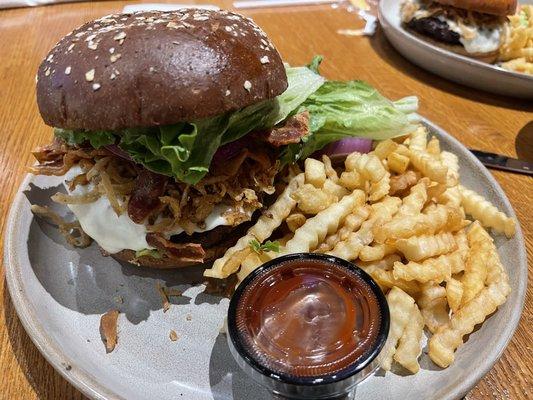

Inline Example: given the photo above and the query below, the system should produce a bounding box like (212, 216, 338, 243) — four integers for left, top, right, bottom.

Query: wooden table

(0, 1, 531, 399)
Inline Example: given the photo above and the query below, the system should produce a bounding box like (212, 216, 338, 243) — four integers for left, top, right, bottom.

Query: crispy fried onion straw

(31, 205, 92, 247)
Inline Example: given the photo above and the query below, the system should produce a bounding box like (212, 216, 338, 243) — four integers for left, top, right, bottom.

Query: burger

(31, 9, 419, 269)
(400, 0, 517, 62)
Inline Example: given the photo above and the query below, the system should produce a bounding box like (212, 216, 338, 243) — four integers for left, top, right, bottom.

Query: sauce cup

(227, 253, 390, 399)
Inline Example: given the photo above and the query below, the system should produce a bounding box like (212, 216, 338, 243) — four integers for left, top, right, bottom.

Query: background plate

(4, 118, 527, 400)
(378, 0, 533, 99)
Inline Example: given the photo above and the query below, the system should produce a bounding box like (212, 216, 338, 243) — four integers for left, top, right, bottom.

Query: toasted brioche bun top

(433, 0, 517, 16)
(36, 10, 288, 131)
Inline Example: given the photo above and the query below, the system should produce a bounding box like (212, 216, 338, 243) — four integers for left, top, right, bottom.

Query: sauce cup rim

(227, 252, 390, 387)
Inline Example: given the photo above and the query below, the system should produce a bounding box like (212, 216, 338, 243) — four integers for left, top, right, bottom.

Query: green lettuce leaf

(281, 81, 419, 164)
(249, 239, 280, 254)
(53, 57, 419, 184)
(54, 128, 115, 149)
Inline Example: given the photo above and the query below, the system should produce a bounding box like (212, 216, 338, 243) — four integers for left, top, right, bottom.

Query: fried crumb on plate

(169, 330, 179, 341)
(156, 283, 183, 313)
(100, 309, 119, 353)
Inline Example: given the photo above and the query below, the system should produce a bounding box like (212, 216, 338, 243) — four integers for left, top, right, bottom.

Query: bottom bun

(104, 223, 251, 269)
(406, 27, 500, 64)
(108, 244, 228, 269)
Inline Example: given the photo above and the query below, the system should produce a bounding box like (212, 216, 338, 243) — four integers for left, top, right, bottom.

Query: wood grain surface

(0, 1, 531, 399)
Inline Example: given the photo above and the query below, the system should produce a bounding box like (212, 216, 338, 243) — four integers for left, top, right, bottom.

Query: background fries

(204, 125, 515, 374)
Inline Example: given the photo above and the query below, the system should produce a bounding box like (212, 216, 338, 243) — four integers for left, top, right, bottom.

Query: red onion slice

(105, 144, 133, 162)
(317, 138, 373, 160)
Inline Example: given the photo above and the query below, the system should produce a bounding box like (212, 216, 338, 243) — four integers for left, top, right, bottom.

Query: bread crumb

(92, 83, 101, 91)
(244, 80, 252, 91)
(100, 310, 119, 353)
(186, 314, 192, 321)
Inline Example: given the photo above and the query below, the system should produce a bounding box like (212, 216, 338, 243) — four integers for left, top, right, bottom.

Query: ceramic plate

(4, 118, 527, 400)
(378, 0, 533, 99)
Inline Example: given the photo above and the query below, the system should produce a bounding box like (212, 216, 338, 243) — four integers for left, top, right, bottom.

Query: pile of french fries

(500, 5, 533, 74)
(204, 125, 515, 373)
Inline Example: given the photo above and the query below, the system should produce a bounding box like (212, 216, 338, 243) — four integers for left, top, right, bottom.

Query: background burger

(32, 9, 419, 269)
(401, 0, 517, 62)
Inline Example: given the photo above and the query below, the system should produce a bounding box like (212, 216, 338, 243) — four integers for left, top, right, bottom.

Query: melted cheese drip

(61, 167, 236, 254)
(441, 16, 501, 53)
(66, 184, 152, 254)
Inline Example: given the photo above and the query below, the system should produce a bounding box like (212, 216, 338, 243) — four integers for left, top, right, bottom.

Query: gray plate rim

(4, 117, 527, 400)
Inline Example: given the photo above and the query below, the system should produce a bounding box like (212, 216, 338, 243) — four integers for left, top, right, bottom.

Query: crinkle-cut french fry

(446, 277, 463, 313)
(426, 182, 447, 200)
(394, 303, 425, 374)
(328, 197, 401, 261)
(283, 190, 365, 254)
(455, 229, 469, 260)
(374, 139, 399, 160)
(395, 143, 410, 157)
(304, 158, 326, 188)
(322, 155, 339, 182)
(408, 126, 428, 152)
(380, 287, 416, 371)
(375, 204, 465, 243)
(358, 254, 402, 275)
(409, 149, 448, 184)
(293, 183, 337, 214)
(316, 206, 371, 253)
(359, 243, 396, 262)
(339, 170, 361, 190)
(440, 150, 459, 187)
(237, 252, 267, 283)
(396, 232, 457, 262)
(426, 136, 441, 157)
(286, 213, 306, 232)
(204, 174, 304, 278)
(345, 153, 387, 182)
(389, 170, 419, 196)
(396, 179, 429, 217)
(459, 186, 516, 238)
(369, 172, 390, 202)
(392, 256, 452, 283)
(418, 283, 450, 334)
(370, 269, 421, 297)
(461, 224, 490, 305)
(323, 179, 349, 200)
(428, 278, 511, 368)
(387, 152, 410, 174)
(439, 186, 463, 210)
(466, 222, 510, 287)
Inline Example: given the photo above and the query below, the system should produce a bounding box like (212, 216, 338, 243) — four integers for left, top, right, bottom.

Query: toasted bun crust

(407, 28, 500, 63)
(36, 10, 287, 131)
(433, 0, 517, 16)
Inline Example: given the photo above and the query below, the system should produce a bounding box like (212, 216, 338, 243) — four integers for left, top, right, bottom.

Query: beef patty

(407, 17, 461, 45)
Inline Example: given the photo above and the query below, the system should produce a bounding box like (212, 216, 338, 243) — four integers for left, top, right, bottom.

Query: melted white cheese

(61, 167, 237, 254)
(460, 27, 501, 53)
(437, 15, 501, 54)
(66, 184, 152, 254)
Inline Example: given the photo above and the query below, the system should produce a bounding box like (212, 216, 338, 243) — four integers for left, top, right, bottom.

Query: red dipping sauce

(233, 257, 384, 378)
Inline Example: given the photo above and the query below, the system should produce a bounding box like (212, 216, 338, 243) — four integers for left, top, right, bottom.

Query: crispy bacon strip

(146, 233, 206, 263)
(265, 111, 309, 147)
(128, 169, 168, 223)
(31, 141, 110, 176)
